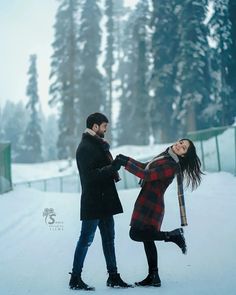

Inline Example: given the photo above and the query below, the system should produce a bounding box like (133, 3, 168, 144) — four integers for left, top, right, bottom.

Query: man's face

(94, 122, 108, 138)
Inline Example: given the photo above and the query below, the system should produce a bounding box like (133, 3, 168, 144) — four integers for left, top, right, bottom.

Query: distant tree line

(1, 0, 235, 163)
(0, 55, 58, 163)
(49, 0, 236, 157)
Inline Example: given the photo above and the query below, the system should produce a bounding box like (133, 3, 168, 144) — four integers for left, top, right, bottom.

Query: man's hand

(111, 158, 122, 171)
(116, 154, 129, 166)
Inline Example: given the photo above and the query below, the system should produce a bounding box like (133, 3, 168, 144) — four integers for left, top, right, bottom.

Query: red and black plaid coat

(125, 155, 178, 231)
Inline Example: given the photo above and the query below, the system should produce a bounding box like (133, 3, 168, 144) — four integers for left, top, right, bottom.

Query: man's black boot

(106, 272, 133, 288)
(69, 272, 95, 291)
(135, 270, 161, 287)
(165, 228, 187, 254)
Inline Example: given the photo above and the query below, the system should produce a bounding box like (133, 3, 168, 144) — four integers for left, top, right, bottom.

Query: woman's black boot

(165, 228, 187, 254)
(135, 270, 161, 287)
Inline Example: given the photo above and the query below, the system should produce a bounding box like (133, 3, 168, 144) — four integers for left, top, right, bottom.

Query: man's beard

(97, 131, 104, 138)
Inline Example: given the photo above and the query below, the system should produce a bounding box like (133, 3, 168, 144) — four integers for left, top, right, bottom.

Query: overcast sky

(0, 0, 58, 115)
(0, 0, 138, 116)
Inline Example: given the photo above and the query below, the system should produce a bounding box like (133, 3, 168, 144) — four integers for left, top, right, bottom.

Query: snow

(1, 170, 236, 294)
(12, 159, 77, 184)
(2, 134, 236, 295)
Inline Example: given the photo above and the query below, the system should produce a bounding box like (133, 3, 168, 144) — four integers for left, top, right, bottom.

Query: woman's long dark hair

(178, 138, 204, 190)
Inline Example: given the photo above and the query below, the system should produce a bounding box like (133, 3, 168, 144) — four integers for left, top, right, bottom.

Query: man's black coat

(76, 132, 123, 220)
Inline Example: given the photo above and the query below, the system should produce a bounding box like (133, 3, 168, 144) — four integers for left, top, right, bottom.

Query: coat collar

(167, 147, 179, 163)
(84, 128, 96, 136)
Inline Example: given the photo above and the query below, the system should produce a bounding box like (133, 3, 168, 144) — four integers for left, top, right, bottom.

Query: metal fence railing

(12, 125, 236, 193)
(13, 168, 140, 194)
(187, 125, 236, 176)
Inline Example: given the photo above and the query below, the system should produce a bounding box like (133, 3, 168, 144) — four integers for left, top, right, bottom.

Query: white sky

(0, 0, 138, 116)
(0, 0, 58, 115)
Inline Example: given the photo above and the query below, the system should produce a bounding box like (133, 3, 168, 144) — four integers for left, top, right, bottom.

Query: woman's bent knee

(129, 227, 142, 242)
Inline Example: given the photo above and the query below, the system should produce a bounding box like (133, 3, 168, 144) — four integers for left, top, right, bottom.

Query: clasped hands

(111, 154, 129, 171)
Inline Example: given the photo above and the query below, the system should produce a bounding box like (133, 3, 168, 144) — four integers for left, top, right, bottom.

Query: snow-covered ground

(12, 159, 78, 184)
(2, 131, 236, 295)
(1, 171, 236, 295)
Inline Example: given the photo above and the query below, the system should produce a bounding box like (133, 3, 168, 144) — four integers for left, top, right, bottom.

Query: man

(69, 112, 131, 290)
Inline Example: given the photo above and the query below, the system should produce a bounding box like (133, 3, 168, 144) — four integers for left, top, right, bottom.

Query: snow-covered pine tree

(226, 0, 236, 124)
(23, 54, 43, 163)
(103, 0, 115, 144)
(116, 13, 136, 146)
(42, 114, 59, 161)
(175, 0, 211, 133)
(77, 0, 104, 134)
(49, 0, 80, 159)
(209, 0, 232, 126)
(0, 106, 3, 140)
(150, 0, 180, 143)
(112, 1, 131, 146)
(117, 2, 150, 145)
(206, 46, 223, 126)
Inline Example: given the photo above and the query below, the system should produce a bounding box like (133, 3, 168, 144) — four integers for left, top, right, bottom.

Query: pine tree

(175, 0, 211, 133)
(113, 0, 127, 68)
(226, 0, 236, 124)
(103, 0, 115, 143)
(0, 105, 3, 140)
(42, 114, 59, 161)
(205, 46, 222, 126)
(50, 0, 80, 159)
(131, 1, 151, 145)
(117, 2, 150, 145)
(209, 0, 232, 126)
(113, 1, 131, 146)
(23, 54, 43, 163)
(150, 0, 180, 143)
(77, 0, 104, 134)
(116, 13, 135, 145)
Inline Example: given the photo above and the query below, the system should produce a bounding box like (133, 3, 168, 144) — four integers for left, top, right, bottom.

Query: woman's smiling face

(171, 139, 190, 157)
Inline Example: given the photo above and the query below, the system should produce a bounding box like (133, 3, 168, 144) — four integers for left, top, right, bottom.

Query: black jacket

(76, 132, 123, 220)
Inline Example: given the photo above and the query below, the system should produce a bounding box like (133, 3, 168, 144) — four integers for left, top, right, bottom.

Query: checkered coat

(125, 154, 178, 231)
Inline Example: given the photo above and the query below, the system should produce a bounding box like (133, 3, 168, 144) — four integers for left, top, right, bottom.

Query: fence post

(234, 126, 236, 176)
(60, 177, 63, 192)
(215, 135, 221, 171)
(200, 139, 205, 171)
(43, 180, 47, 192)
(122, 170, 128, 189)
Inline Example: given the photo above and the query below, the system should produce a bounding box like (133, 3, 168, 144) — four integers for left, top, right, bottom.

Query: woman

(115, 139, 203, 287)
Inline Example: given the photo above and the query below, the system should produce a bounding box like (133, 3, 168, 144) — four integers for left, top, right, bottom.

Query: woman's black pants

(129, 227, 167, 273)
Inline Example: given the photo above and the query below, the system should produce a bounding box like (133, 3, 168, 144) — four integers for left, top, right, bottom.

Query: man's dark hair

(86, 112, 109, 129)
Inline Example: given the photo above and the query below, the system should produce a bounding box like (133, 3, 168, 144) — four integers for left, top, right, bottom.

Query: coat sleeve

(77, 147, 116, 182)
(125, 157, 177, 181)
(126, 158, 148, 169)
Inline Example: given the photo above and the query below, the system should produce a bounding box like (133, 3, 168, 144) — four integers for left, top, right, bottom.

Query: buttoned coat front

(125, 155, 178, 231)
(76, 133, 123, 220)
